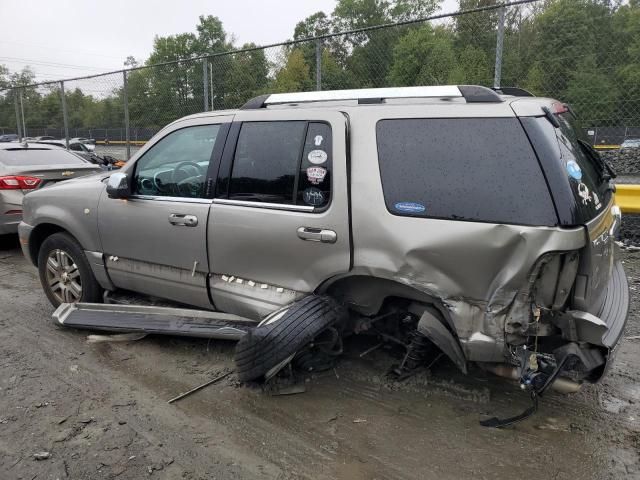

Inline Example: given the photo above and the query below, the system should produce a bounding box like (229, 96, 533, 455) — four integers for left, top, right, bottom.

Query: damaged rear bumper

(599, 261, 629, 349)
(556, 260, 629, 382)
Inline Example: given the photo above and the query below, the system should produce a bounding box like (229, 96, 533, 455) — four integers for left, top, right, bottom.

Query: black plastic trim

(240, 94, 270, 109)
(492, 86, 535, 97)
(204, 122, 231, 199)
(458, 85, 503, 103)
(519, 116, 578, 225)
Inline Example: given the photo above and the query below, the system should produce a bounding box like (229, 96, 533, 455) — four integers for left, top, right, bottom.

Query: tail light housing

(0, 176, 42, 190)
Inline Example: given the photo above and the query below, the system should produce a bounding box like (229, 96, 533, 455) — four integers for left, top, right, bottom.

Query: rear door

(98, 116, 231, 309)
(208, 110, 350, 319)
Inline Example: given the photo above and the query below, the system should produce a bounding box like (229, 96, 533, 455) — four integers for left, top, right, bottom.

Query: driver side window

(134, 124, 219, 198)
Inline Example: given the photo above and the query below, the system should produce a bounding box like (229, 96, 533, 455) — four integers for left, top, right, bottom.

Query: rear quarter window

(376, 118, 557, 226)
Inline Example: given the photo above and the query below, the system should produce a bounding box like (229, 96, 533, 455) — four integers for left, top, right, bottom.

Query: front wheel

(37, 232, 103, 308)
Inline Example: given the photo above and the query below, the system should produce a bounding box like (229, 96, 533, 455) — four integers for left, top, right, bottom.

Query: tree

(222, 44, 270, 108)
(273, 49, 313, 93)
(388, 25, 458, 86)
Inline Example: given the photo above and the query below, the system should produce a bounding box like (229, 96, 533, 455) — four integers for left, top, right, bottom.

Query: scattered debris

(267, 383, 306, 396)
(359, 342, 383, 358)
(167, 370, 234, 404)
(353, 418, 367, 424)
(86, 333, 148, 343)
(33, 452, 50, 461)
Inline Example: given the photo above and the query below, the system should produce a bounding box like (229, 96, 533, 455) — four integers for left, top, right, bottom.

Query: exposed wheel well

(322, 275, 441, 317)
(29, 223, 67, 266)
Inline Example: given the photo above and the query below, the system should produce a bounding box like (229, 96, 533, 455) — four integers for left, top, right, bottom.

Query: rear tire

(234, 295, 345, 382)
(38, 232, 103, 308)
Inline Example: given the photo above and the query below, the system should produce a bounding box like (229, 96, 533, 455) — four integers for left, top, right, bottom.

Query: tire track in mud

(2, 243, 640, 479)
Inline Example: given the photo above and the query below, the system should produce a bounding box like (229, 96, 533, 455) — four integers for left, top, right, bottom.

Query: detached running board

(52, 303, 257, 340)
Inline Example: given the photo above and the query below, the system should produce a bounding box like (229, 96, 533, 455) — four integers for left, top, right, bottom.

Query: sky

(0, 0, 457, 84)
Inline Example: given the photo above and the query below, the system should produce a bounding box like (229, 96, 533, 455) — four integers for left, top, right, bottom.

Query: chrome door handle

(169, 213, 198, 227)
(297, 227, 337, 244)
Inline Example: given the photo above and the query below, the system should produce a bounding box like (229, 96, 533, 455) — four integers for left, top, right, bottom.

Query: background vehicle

(70, 137, 96, 152)
(18, 85, 627, 395)
(620, 138, 640, 150)
(23, 136, 58, 142)
(34, 140, 123, 169)
(0, 134, 19, 142)
(0, 143, 102, 235)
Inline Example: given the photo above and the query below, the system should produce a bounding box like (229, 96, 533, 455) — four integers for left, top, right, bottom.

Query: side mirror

(106, 172, 131, 199)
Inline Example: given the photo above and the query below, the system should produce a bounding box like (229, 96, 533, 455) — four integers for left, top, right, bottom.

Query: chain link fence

(0, 0, 638, 161)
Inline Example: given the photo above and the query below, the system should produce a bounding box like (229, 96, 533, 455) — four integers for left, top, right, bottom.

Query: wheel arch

(29, 223, 69, 267)
(318, 274, 444, 316)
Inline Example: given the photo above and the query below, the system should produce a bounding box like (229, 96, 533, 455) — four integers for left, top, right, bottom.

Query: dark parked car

(0, 134, 19, 142)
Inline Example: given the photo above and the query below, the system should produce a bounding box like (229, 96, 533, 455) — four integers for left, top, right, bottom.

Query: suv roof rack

(240, 85, 503, 109)
(491, 86, 535, 97)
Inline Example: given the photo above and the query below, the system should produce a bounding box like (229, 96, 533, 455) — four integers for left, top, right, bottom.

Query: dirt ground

(1, 234, 639, 480)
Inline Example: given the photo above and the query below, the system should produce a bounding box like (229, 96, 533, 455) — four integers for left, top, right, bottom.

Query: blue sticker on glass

(394, 202, 426, 214)
(566, 160, 582, 180)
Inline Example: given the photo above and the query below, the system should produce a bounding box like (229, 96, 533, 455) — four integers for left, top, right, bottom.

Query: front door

(208, 110, 351, 319)
(98, 116, 231, 308)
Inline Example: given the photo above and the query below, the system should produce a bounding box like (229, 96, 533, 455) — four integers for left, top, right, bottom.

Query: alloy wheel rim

(45, 249, 82, 303)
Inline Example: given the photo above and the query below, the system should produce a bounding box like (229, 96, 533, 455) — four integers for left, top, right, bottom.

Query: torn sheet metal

(346, 218, 586, 362)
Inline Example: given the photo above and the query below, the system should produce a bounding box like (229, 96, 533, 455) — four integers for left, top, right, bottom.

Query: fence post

(203, 58, 209, 111)
(493, 4, 506, 89)
(60, 81, 70, 149)
(19, 89, 26, 138)
(315, 39, 322, 91)
(123, 70, 131, 161)
(13, 89, 23, 141)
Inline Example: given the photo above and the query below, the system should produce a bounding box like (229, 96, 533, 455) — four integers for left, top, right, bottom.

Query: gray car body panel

(17, 88, 628, 375)
(21, 172, 106, 252)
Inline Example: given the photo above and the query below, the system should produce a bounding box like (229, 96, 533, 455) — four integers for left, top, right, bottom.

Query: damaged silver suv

(18, 85, 627, 406)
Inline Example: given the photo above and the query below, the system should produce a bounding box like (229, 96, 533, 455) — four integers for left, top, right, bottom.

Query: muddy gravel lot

(1, 234, 640, 480)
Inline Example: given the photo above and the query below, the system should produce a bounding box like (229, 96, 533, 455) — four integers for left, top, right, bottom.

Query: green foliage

(1, 1, 639, 132)
(273, 49, 313, 93)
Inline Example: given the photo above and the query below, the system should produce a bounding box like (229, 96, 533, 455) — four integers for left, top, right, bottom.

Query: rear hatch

(517, 104, 617, 316)
(554, 111, 617, 315)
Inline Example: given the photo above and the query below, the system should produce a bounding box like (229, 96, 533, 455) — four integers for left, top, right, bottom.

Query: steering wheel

(172, 161, 204, 197)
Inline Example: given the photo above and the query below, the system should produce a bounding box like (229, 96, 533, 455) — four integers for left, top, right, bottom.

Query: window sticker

(306, 167, 327, 185)
(394, 202, 426, 214)
(303, 187, 325, 206)
(307, 149, 328, 165)
(566, 160, 582, 181)
(314, 135, 324, 146)
(578, 182, 592, 205)
(593, 191, 602, 210)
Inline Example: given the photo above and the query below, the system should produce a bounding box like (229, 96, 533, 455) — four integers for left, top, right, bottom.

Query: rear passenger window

(228, 121, 331, 208)
(376, 118, 557, 226)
